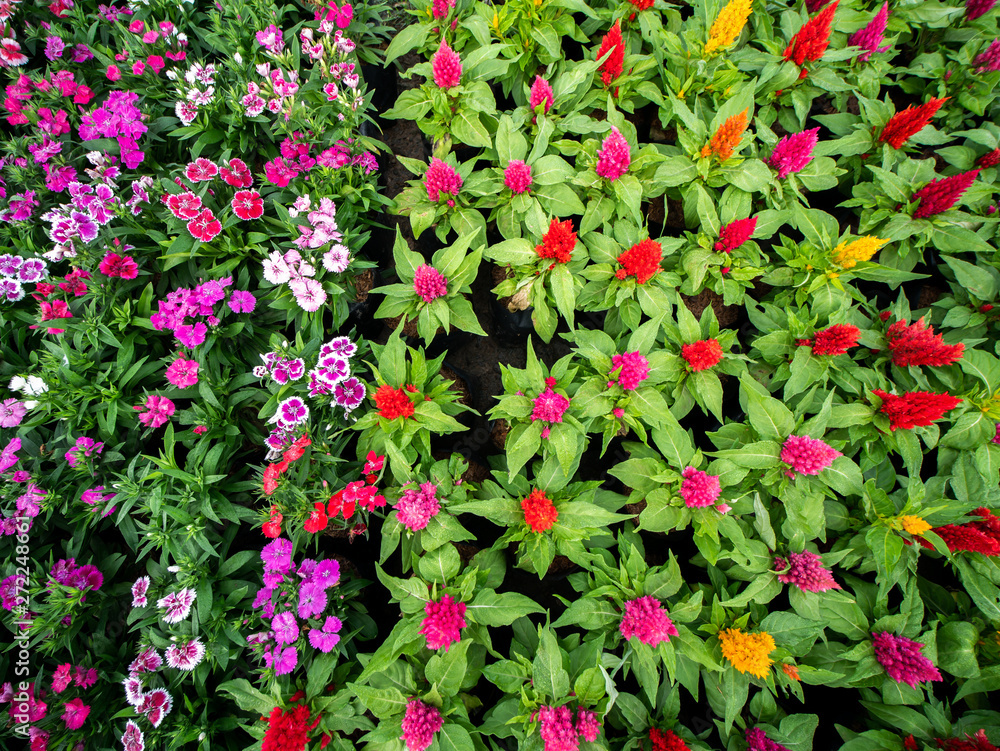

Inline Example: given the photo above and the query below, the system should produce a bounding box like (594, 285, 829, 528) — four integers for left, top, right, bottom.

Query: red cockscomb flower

(809, 324, 861, 355)
(872, 389, 962, 430)
(977, 148, 1000, 168)
(615, 239, 662, 284)
(885, 317, 964, 367)
(682, 339, 723, 371)
(783, 1, 839, 67)
(597, 19, 625, 89)
(262, 705, 320, 751)
(522, 488, 558, 532)
(920, 508, 1000, 556)
(232, 190, 263, 220)
(935, 730, 1000, 751)
(912, 170, 980, 218)
(187, 209, 222, 242)
(374, 384, 415, 420)
(535, 218, 576, 264)
(650, 728, 691, 751)
(879, 98, 948, 149)
(715, 216, 757, 252)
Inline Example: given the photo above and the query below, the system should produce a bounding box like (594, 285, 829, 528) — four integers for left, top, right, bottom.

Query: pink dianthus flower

(165, 355, 199, 388)
(134, 395, 175, 429)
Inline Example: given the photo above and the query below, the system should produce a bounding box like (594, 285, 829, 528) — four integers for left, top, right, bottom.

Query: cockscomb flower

(679, 467, 722, 507)
(879, 98, 948, 149)
(401, 699, 444, 751)
(701, 109, 749, 162)
(872, 631, 943, 687)
(609, 351, 650, 390)
(413, 264, 448, 303)
(532, 386, 570, 428)
(424, 158, 463, 203)
(596, 127, 631, 181)
(530, 76, 554, 115)
(419, 594, 466, 651)
(872, 389, 962, 430)
(615, 238, 661, 284)
(920, 508, 1000, 556)
(715, 217, 757, 252)
(537, 705, 578, 751)
(966, 0, 997, 21)
(649, 728, 692, 751)
(432, 38, 461, 89)
(808, 324, 861, 355)
(374, 384, 415, 420)
(395, 482, 442, 531)
(746, 728, 792, 751)
(596, 19, 625, 88)
(831, 236, 887, 268)
(774, 550, 841, 592)
(505, 160, 533, 194)
(978, 147, 1000, 168)
(575, 709, 600, 743)
(935, 730, 1000, 751)
(767, 128, 819, 178)
(911, 170, 980, 218)
(705, 0, 753, 55)
(848, 2, 890, 62)
(974, 40, 1000, 72)
(783, 1, 838, 67)
(781, 434, 841, 475)
(620, 596, 679, 646)
(900, 515, 931, 535)
(681, 339, 723, 371)
(431, 0, 454, 19)
(885, 317, 964, 367)
(719, 627, 776, 679)
(522, 488, 558, 532)
(536, 219, 576, 264)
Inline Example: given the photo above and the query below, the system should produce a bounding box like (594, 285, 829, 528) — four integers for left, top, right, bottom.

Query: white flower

(323, 245, 351, 274)
(234, 52, 243, 65)
(25, 377, 48, 395)
(290, 277, 327, 312)
(262, 252, 291, 285)
(23, 401, 38, 410)
(8, 376, 26, 392)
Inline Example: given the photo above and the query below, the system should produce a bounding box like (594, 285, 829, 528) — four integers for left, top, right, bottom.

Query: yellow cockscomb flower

(705, 0, 753, 56)
(831, 236, 888, 269)
(719, 626, 776, 679)
(700, 108, 749, 162)
(900, 515, 931, 536)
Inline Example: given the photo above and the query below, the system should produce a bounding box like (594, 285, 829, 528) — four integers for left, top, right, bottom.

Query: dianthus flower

(535, 218, 576, 264)
(872, 631, 943, 687)
(935, 730, 1000, 751)
(262, 705, 319, 751)
(783, 1, 838, 68)
(885, 317, 964, 367)
(780, 434, 841, 475)
(537, 705, 579, 751)
(419, 594, 466, 651)
(808, 324, 861, 355)
(719, 627, 776, 678)
(432, 38, 461, 89)
(831, 236, 887, 268)
(62, 698, 90, 730)
(401, 699, 444, 751)
(681, 339, 723, 371)
(773, 550, 841, 592)
(619, 596, 678, 646)
(396, 482, 442, 531)
(596, 20, 624, 89)
(921, 508, 1000, 556)
(767, 128, 819, 178)
(746, 727, 792, 751)
(679, 466, 722, 507)
(650, 728, 691, 751)
(615, 238, 661, 284)
(705, 0, 752, 55)
(165, 355, 199, 388)
(530, 76, 554, 115)
(701, 109, 748, 162)
(911, 170, 980, 218)
(134, 395, 175, 429)
(522, 488, 558, 532)
(872, 389, 962, 430)
(879, 98, 948, 149)
(848, 2, 890, 62)
(596, 127, 631, 181)
(973, 40, 1000, 73)
(966, 0, 997, 21)
(425, 159, 463, 203)
(413, 264, 448, 303)
(99, 252, 139, 279)
(374, 384, 415, 420)
(505, 160, 533, 194)
(715, 217, 757, 252)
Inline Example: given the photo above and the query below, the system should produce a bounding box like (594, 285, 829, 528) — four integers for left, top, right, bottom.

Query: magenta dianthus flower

(396, 482, 442, 531)
(505, 160, 533, 194)
(619, 596, 678, 647)
(609, 351, 650, 391)
(401, 699, 444, 751)
(419, 594, 466, 651)
(848, 2, 890, 62)
(432, 38, 461, 89)
(872, 631, 943, 687)
(413, 265, 448, 303)
(425, 159, 463, 203)
(767, 128, 819, 178)
(679, 466, 721, 508)
(134, 395, 175, 429)
(165, 356, 199, 388)
(780, 434, 841, 475)
(596, 127, 631, 181)
(773, 550, 841, 592)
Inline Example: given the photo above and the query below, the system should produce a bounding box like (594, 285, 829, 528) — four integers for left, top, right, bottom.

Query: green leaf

(533, 627, 570, 698)
(438, 724, 475, 751)
(217, 679, 278, 715)
(418, 544, 461, 584)
(350, 684, 409, 718)
(549, 263, 576, 327)
(426, 639, 471, 696)
(466, 589, 544, 626)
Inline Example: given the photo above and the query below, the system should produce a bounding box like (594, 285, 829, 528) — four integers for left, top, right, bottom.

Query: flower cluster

(650, 728, 692, 751)
(872, 631, 942, 687)
(848, 2, 890, 61)
(413, 264, 449, 303)
(615, 239, 662, 284)
(681, 339, 723, 371)
(64, 436, 104, 469)
(150, 276, 256, 348)
(911, 170, 980, 218)
(536, 704, 601, 751)
(596, 20, 625, 89)
(803, 323, 861, 355)
(531, 378, 571, 438)
(885, 317, 964, 367)
(395, 482, 442, 531)
(705, 0, 753, 55)
(783, 1, 838, 72)
(432, 39, 462, 89)
(522, 488, 559, 532)
(608, 351, 650, 391)
(425, 158, 463, 205)
(830, 236, 887, 269)
(596, 127, 631, 181)
(0, 253, 48, 303)
(879, 98, 947, 149)
(719, 627, 776, 678)
(701, 109, 749, 162)
(505, 160, 533, 194)
(679, 467, 723, 508)
(401, 699, 444, 751)
(872, 389, 962, 430)
(921, 508, 1000, 556)
(420, 594, 466, 650)
(715, 217, 757, 253)
(535, 219, 577, 265)
(774, 550, 841, 592)
(781, 435, 841, 475)
(262, 703, 321, 751)
(619, 596, 678, 646)
(767, 128, 819, 178)
(746, 727, 792, 751)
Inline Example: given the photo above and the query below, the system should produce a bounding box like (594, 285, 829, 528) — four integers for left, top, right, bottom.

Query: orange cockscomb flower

(535, 218, 577, 265)
(879, 98, 948, 149)
(784, 1, 839, 68)
(700, 109, 749, 162)
(522, 488, 558, 532)
(596, 19, 625, 89)
(781, 663, 801, 681)
(719, 627, 776, 679)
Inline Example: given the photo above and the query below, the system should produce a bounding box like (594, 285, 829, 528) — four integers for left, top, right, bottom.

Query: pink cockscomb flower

(62, 698, 90, 730)
(780, 434, 841, 475)
(532, 382, 570, 439)
(575, 708, 600, 743)
(413, 265, 448, 303)
(401, 699, 444, 751)
(619, 596, 678, 647)
(609, 351, 650, 391)
(165, 355, 199, 388)
(767, 128, 819, 178)
(715, 217, 757, 252)
(872, 631, 943, 688)
(419, 594, 466, 651)
(848, 2, 890, 62)
(679, 466, 722, 508)
(425, 159, 463, 203)
(537, 705, 578, 751)
(396, 482, 442, 531)
(134, 395, 175, 429)
(432, 38, 462, 89)
(773, 550, 841, 592)
(530, 76, 555, 115)
(596, 127, 631, 181)
(505, 160, 533, 194)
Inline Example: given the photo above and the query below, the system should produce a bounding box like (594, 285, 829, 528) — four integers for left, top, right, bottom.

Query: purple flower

(157, 588, 196, 623)
(0, 437, 21, 473)
(872, 631, 943, 687)
(308, 616, 343, 652)
(45, 37, 66, 61)
(228, 290, 257, 313)
(297, 582, 328, 619)
(270, 645, 298, 675)
(309, 559, 341, 589)
(271, 610, 299, 645)
(261, 538, 293, 573)
(131, 576, 150, 608)
(334, 377, 365, 412)
(0, 399, 26, 428)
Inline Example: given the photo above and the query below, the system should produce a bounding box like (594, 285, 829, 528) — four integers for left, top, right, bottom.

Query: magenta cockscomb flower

(679, 467, 722, 508)
(609, 351, 650, 391)
(912, 170, 980, 218)
(848, 2, 890, 62)
(537, 705, 578, 751)
(619, 596, 679, 647)
(505, 160, 533, 193)
(596, 126, 631, 181)
(780, 434, 841, 475)
(767, 128, 819, 178)
(966, 0, 997, 20)
(974, 39, 1000, 72)
(872, 631, 943, 687)
(419, 594, 466, 651)
(715, 216, 757, 252)
(401, 699, 444, 751)
(530, 75, 554, 115)
(432, 38, 462, 89)
(575, 708, 600, 743)
(532, 381, 571, 438)
(746, 727, 792, 751)
(773, 550, 841, 592)
(413, 265, 448, 303)
(396, 482, 442, 531)
(425, 158, 463, 204)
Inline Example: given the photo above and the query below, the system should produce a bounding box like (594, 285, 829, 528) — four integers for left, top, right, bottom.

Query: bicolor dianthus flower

(872, 631, 943, 688)
(419, 594, 466, 651)
(774, 550, 841, 592)
(620, 596, 678, 646)
(781, 434, 841, 475)
(719, 627, 776, 679)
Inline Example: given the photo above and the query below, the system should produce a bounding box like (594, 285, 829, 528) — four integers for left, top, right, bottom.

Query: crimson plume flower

(535, 218, 577, 264)
(935, 730, 1000, 751)
(374, 384, 415, 420)
(424, 158, 463, 203)
(872, 389, 962, 430)
(522, 488, 558, 532)
(746, 728, 792, 751)
(529, 75, 554, 114)
(431, 38, 461, 89)
(615, 238, 662, 284)
(401, 699, 444, 751)
(783, 1, 839, 67)
(781, 434, 841, 475)
(681, 339, 723, 371)
(679, 467, 722, 507)
(966, 0, 997, 21)
(768, 128, 819, 178)
(920, 508, 1000, 556)
(650, 728, 692, 751)
(809, 324, 861, 355)
(262, 705, 320, 751)
(911, 170, 980, 218)
(872, 631, 943, 688)
(773, 550, 841, 592)
(974, 40, 1000, 72)
(413, 264, 448, 303)
(597, 19, 625, 89)
(848, 2, 890, 62)
(885, 317, 964, 367)
(419, 594, 466, 650)
(715, 216, 757, 252)
(504, 160, 533, 194)
(977, 148, 1000, 168)
(879, 98, 948, 149)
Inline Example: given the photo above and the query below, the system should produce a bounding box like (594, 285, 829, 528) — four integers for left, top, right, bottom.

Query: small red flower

(783, 0, 839, 67)
(596, 19, 625, 89)
(615, 239, 662, 284)
(304, 502, 329, 533)
(811, 324, 861, 355)
(220, 158, 253, 188)
(263, 506, 283, 537)
(327, 489, 356, 520)
(187, 209, 222, 242)
(535, 218, 576, 264)
(872, 389, 962, 430)
(185, 158, 218, 182)
(232, 190, 263, 220)
(374, 384, 415, 420)
(282, 434, 311, 462)
(522, 489, 558, 532)
(682, 339, 723, 371)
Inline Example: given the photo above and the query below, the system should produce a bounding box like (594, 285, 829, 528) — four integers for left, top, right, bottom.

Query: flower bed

(1, 0, 1000, 750)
